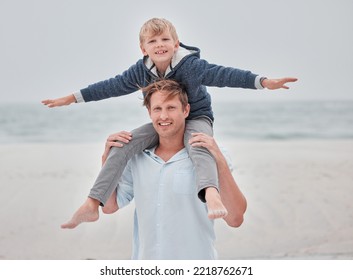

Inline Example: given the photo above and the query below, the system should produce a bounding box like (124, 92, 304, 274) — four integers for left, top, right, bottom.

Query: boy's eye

(147, 39, 156, 44)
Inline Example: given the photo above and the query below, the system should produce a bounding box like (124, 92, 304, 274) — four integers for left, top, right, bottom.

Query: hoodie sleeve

(79, 61, 145, 102)
(189, 57, 260, 90)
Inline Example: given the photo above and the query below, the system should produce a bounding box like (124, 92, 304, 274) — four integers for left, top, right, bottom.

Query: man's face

(148, 91, 190, 139)
(140, 31, 179, 65)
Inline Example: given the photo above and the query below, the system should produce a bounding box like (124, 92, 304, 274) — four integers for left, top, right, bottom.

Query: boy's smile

(140, 31, 179, 73)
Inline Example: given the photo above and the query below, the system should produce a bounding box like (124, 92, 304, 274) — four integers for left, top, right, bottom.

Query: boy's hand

(102, 131, 132, 165)
(262, 77, 298, 90)
(41, 94, 77, 108)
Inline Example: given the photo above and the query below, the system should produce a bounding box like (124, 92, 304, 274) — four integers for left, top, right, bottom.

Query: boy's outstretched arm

(41, 94, 77, 108)
(261, 77, 298, 90)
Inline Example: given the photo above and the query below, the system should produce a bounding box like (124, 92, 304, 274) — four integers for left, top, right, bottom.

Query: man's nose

(160, 109, 168, 119)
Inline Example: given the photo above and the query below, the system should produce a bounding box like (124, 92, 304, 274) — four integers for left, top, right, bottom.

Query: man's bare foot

(61, 197, 100, 229)
(205, 187, 228, 219)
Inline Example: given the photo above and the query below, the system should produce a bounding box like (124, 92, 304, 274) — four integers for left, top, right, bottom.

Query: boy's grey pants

(89, 116, 218, 204)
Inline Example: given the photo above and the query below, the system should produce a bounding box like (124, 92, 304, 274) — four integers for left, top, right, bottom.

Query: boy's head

(139, 18, 180, 70)
(139, 18, 179, 45)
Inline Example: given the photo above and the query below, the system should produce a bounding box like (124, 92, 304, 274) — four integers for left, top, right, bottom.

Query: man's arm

(189, 133, 247, 227)
(101, 131, 133, 214)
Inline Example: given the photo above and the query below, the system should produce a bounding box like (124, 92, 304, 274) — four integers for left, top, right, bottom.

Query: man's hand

(189, 133, 222, 161)
(102, 131, 132, 165)
(262, 77, 298, 90)
(41, 94, 77, 108)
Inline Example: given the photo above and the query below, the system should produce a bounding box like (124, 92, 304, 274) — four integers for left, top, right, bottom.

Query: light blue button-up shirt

(117, 147, 217, 260)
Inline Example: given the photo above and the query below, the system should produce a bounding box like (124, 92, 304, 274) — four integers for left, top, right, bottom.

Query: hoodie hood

(143, 43, 199, 77)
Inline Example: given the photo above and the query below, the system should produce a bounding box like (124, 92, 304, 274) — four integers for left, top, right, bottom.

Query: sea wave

(1, 100, 353, 143)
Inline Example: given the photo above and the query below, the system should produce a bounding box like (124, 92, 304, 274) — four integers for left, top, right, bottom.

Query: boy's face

(148, 90, 189, 140)
(140, 31, 179, 67)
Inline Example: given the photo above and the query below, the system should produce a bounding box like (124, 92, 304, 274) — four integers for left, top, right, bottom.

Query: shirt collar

(144, 146, 189, 163)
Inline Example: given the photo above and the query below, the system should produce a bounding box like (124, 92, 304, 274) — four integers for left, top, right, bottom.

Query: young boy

(42, 18, 297, 229)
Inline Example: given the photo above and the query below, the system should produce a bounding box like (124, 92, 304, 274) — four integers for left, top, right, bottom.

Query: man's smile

(158, 121, 172, 126)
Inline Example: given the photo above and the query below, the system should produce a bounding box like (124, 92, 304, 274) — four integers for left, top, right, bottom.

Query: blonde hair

(139, 18, 179, 44)
(142, 80, 188, 110)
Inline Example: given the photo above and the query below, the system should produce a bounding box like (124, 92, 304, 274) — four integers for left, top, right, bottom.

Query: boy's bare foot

(102, 190, 119, 214)
(61, 197, 100, 229)
(205, 187, 228, 219)
(102, 201, 118, 214)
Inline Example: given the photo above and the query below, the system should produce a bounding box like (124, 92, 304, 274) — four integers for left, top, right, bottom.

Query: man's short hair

(139, 18, 179, 44)
(142, 80, 188, 110)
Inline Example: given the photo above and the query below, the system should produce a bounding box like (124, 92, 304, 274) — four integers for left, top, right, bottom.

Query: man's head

(142, 80, 190, 139)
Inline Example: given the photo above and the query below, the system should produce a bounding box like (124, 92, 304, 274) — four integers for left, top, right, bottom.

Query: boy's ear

(175, 40, 180, 49)
(140, 44, 148, 56)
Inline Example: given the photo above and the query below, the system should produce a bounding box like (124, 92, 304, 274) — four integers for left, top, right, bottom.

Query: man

(102, 80, 247, 259)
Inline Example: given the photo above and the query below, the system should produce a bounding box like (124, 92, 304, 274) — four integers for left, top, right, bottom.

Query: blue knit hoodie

(75, 43, 263, 121)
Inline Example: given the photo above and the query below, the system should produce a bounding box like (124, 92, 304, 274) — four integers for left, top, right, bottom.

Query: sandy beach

(0, 140, 352, 260)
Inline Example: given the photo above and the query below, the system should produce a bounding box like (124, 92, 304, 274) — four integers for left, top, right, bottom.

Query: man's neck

(155, 139, 184, 162)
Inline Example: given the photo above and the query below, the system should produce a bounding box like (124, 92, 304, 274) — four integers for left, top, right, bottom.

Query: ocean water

(1, 100, 353, 143)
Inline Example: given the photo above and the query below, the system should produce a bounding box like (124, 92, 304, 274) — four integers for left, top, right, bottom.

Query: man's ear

(184, 104, 190, 118)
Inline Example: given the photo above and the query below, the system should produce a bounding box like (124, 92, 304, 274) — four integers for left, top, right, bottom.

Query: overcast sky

(1, 0, 352, 103)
